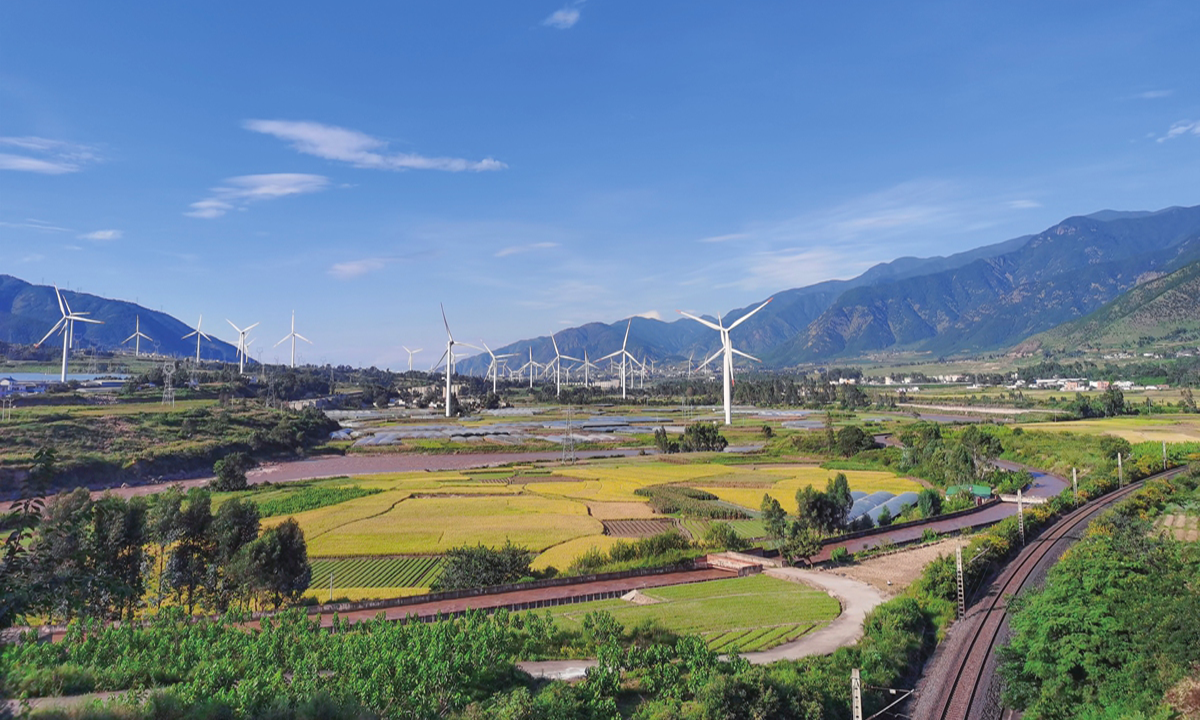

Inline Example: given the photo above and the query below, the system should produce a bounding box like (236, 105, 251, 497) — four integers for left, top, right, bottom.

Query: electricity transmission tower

(1, 397, 13, 422)
(162, 363, 176, 406)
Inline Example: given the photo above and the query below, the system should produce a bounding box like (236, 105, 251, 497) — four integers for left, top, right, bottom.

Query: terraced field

(680, 518, 769, 541)
(532, 574, 839, 650)
(696, 469, 922, 511)
(309, 556, 445, 588)
(531, 535, 623, 571)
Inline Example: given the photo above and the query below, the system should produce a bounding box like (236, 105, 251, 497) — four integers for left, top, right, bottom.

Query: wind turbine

(226, 319, 260, 375)
(123, 316, 153, 357)
(402, 346, 423, 372)
(431, 304, 480, 418)
(547, 334, 581, 398)
(580, 350, 598, 387)
(182, 315, 211, 366)
(517, 347, 544, 389)
(678, 298, 773, 425)
(480, 341, 515, 395)
(36, 285, 102, 382)
(599, 319, 641, 399)
(274, 311, 312, 369)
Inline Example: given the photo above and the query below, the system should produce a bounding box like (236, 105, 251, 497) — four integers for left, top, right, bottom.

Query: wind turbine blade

(124, 332, 137, 343)
(274, 335, 290, 347)
(440, 303, 453, 340)
(432, 349, 449, 371)
(598, 350, 622, 361)
(72, 316, 102, 325)
(726, 297, 773, 331)
(226, 319, 242, 333)
(698, 348, 723, 369)
(731, 348, 761, 363)
(456, 341, 482, 352)
(561, 355, 581, 362)
(183, 330, 198, 340)
(245, 322, 260, 331)
(53, 286, 66, 317)
(622, 319, 631, 350)
(296, 334, 312, 344)
(198, 331, 211, 340)
(37, 319, 67, 346)
(677, 310, 723, 332)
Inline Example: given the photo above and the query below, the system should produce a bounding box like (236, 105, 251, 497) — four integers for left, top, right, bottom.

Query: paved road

(519, 567, 886, 680)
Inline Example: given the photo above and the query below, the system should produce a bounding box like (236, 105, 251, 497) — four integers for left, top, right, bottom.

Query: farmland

(694, 467, 923, 511)
(306, 556, 444, 600)
(529, 574, 840, 651)
(1016, 415, 1200, 444)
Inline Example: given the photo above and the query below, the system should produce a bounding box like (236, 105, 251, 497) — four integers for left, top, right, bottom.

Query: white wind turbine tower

(123, 316, 153, 357)
(182, 315, 211, 366)
(226, 319, 260, 375)
(580, 350, 598, 387)
(547, 335, 581, 398)
(402, 346, 423, 372)
(480, 341, 515, 395)
(431, 304, 480, 418)
(599, 319, 641, 399)
(679, 298, 773, 426)
(517, 347, 544, 389)
(274, 311, 312, 369)
(36, 286, 102, 382)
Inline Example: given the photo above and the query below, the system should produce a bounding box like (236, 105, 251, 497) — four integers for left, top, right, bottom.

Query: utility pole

(1017, 488, 1025, 547)
(955, 544, 966, 620)
(851, 668, 863, 720)
(1072, 467, 1078, 503)
(1118, 452, 1123, 487)
(1163, 440, 1168, 471)
(1, 396, 12, 422)
(329, 572, 334, 603)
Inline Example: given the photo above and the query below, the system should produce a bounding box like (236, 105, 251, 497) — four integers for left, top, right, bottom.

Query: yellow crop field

(697, 469, 922, 511)
(531, 535, 623, 571)
(1017, 416, 1200, 444)
(552, 462, 730, 485)
(301, 586, 429, 602)
(526, 479, 649, 502)
(306, 495, 600, 557)
(262, 489, 411, 536)
(585, 501, 658, 520)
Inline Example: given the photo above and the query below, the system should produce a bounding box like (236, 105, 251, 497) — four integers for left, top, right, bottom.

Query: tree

(168, 488, 214, 613)
(877, 506, 893, 527)
(29, 487, 93, 622)
(210, 498, 261, 611)
(148, 486, 183, 608)
(702, 522, 748, 551)
(780, 524, 822, 567)
(211, 451, 253, 491)
(0, 447, 54, 628)
(434, 540, 533, 591)
(680, 422, 728, 452)
(760, 495, 789, 544)
(835, 425, 873, 457)
(917, 488, 943, 518)
(959, 426, 1003, 480)
(824, 473, 853, 531)
(653, 427, 680, 454)
(1100, 385, 1126, 417)
(89, 494, 147, 620)
(246, 518, 311, 609)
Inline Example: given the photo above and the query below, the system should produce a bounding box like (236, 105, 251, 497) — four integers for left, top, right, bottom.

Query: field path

(519, 569, 884, 679)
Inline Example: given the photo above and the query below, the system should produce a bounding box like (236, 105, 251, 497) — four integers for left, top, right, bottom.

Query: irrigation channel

(911, 464, 1188, 720)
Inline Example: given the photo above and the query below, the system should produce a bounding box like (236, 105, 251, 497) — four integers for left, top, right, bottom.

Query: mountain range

(0, 275, 239, 362)
(3, 203, 1200, 372)
(458, 203, 1200, 373)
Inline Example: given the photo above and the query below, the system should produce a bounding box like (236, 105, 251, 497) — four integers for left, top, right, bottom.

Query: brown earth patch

(827, 538, 957, 597)
(587, 501, 657, 520)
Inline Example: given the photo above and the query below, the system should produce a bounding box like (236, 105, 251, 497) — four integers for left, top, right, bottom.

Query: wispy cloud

(543, 6, 582, 29)
(1007, 199, 1041, 209)
(329, 258, 390, 280)
(698, 232, 750, 244)
(185, 173, 329, 218)
(495, 241, 559, 257)
(244, 119, 506, 172)
(1158, 120, 1200, 143)
(20, 253, 44, 263)
(78, 229, 122, 241)
(1136, 89, 1173, 100)
(0, 137, 99, 174)
(0, 218, 71, 233)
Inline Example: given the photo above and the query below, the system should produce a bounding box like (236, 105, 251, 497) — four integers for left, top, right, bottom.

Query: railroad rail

(923, 465, 1187, 720)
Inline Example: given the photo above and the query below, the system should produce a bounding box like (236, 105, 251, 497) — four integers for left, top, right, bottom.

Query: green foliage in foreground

(253, 484, 381, 518)
(999, 474, 1200, 720)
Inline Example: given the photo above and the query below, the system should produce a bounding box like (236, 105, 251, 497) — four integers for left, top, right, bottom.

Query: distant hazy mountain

(460, 203, 1200, 373)
(1019, 258, 1200, 354)
(0, 275, 239, 361)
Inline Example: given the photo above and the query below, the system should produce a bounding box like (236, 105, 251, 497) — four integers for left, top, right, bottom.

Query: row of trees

(652, 422, 730, 454)
(1, 450, 311, 627)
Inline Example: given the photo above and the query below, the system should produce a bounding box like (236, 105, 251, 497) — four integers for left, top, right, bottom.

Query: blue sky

(3, 1, 1199, 368)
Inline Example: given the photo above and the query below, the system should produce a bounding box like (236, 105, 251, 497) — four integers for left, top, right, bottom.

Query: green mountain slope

(1021, 260, 1200, 353)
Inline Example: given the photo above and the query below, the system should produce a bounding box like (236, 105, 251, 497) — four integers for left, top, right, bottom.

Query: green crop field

(308, 556, 444, 589)
(529, 574, 839, 651)
(680, 518, 769, 541)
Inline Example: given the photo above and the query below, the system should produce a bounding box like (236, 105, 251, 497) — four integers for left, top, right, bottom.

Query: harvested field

(586, 501, 657, 520)
(829, 538, 957, 596)
(603, 518, 678, 537)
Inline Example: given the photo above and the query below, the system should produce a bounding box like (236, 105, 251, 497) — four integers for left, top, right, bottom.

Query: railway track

(923, 465, 1187, 720)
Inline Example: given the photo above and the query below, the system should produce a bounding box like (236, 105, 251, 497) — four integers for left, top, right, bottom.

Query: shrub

(702, 522, 748, 551)
(829, 546, 850, 564)
(210, 451, 252, 491)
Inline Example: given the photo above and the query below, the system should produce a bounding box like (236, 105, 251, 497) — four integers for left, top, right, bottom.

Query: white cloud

(1158, 120, 1200, 143)
(329, 258, 389, 280)
(634, 310, 662, 320)
(185, 173, 330, 218)
(495, 241, 559, 257)
(20, 253, 44, 263)
(79, 229, 122, 241)
(1136, 90, 1173, 99)
(543, 7, 581, 28)
(0, 137, 99, 174)
(244, 119, 506, 172)
(0, 219, 71, 232)
(1007, 199, 1041, 209)
(697, 232, 749, 244)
